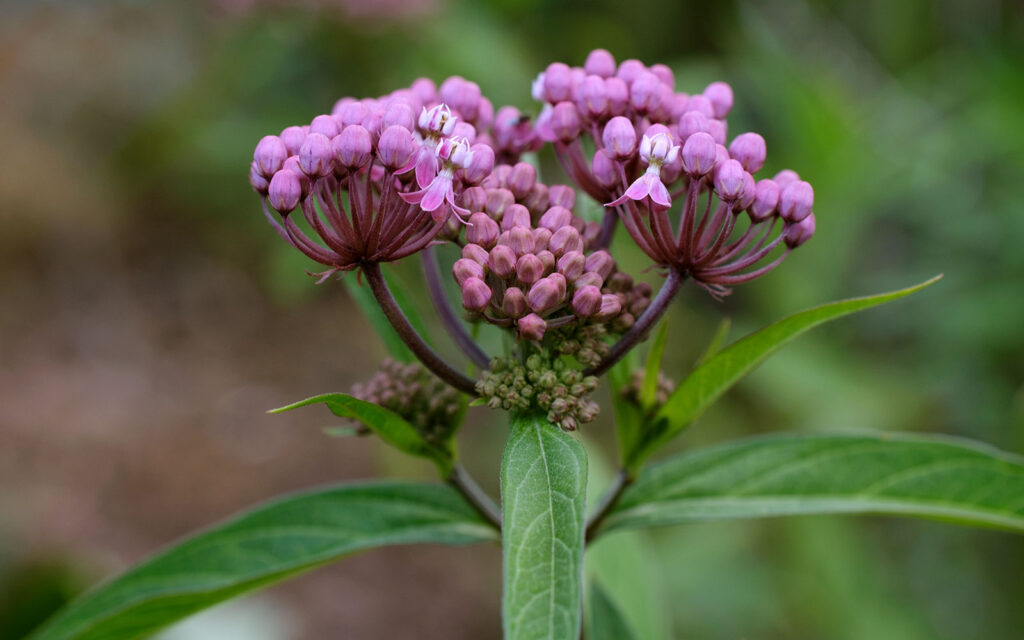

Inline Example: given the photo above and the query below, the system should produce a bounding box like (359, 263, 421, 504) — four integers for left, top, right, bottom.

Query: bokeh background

(2, 0, 1023, 637)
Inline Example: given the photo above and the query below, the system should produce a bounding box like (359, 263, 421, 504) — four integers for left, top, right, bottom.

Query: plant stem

(585, 267, 685, 378)
(585, 469, 632, 542)
(422, 247, 492, 369)
(448, 463, 502, 531)
(362, 262, 479, 395)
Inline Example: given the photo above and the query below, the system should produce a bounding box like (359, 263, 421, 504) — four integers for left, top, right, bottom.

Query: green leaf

(343, 269, 430, 363)
(272, 393, 454, 475)
(600, 432, 1024, 536)
(31, 482, 497, 640)
(608, 352, 645, 463)
(639, 321, 669, 411)
(693, 317, 730, 368)
(501, 412, 588, 640)
(625, 276, 941, 469)
(585, 580, 638, 640)
(322, 425, 363, 438)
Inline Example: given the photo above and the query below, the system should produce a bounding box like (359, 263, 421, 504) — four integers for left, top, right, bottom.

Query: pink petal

(534, 105, 555, 142)
(648, 177, 672, 208)
(420, 176, 451, 212)
(446, 190, 471, 224)
(399, 187, 426, 205)
(415, 148, 438, 188)
(605, 174, 653, 207)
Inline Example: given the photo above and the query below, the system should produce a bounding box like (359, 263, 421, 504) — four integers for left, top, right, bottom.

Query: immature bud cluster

(476, 355, 599, 431)
(351, 359, 462, 443)
(620, 369, 677, 413)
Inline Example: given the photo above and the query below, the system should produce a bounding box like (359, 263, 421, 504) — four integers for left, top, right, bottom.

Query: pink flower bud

(516, 253, 546, 285)
(584, 249, 615, 279)
(462, 243, 489, 265)
(485, 188, 515, 218)
(749, 179, 780, 222)
(549, 225, 583, 256)
(451, 121, 478, 145)
(602, 116, 637, 160)
(677, 111, 710, 143)
(707, 118, 727, 145)
(441, 76, 483, 122)
(616, 59, 646, 85)
(310, 114, 340, 139)
(533, 228, 552, 252)
(681, 132, 717, 176)
(376, 125, 416, 170)
(268, 169, 303, 213)
(486, 244, 517, 278)
(575, 271, 603, 289)
(410, 77, 437, 104)
(502, 287, 527, 318)
(250, 161, 269, 194)
(461, 186, 487, 212)
(773, 169, 800, 188)
(453, 258, 485, 286)
(576, 75, 609, 119)
(254, 135, 288, 177)
(783, 213, 816, 248)
(517, 313, 547, 341)
(630, 72, 664, 113)
(550, 102, 582, 142)
(467, 212, 500, 248)
(298, 133, 334, 178)
(523, 183, 549, 214)
(650, 64, 675, 89)
(507, 162, 537, 199)
(461, 277, 492, 312)
(703, 81, 734, 118)
(542, 63, 574, 103)
(279, 127, 307, 156)
(337, 102, 369, 129)
(737, 172, 757, 210)
(528, 278, 561, 312)
(669, 92, 691, 120)
(382, 101, 416, 131)
(548, 272, 567, 299)
(548, 185, 575, 210)
(596, 294, 622, 319)
(729, 132, 767, 174)
(714, 159, 746, 201)
(536, 249, 556, 272)
(572, 285, 602, 317)
(604, 77, 630, 116)
(333, 125, 372, 169)
(592, 150, 618, 189)
(585, 49, 616, 78)
(501, 204, 532, 231)
(779, 180, 814, 222)
(557, 250, 585, 281)
(539, 205, 574, 232)
(507, 225, 536, 256)
(685, 95, 715, 118)
(462, 144, 494, 185)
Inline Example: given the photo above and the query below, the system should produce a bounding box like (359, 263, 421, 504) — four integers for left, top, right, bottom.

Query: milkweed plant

(34, 50, 1024, 640)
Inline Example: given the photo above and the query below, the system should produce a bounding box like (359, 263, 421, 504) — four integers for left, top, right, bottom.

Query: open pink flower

(401, 136, 474, 222)
(606, 132, 679, 209)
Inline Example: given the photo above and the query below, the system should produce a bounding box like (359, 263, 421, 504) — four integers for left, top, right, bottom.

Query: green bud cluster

(552, 323, 610, 368)
(621, 369, 676, 413)
(476, 354, 600, 431)
(352, 359, 462, 443)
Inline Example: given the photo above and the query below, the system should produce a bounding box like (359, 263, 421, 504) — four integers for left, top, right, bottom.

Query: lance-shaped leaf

(585, 580, 639, 640)
(502, 412, 588, 640)
(30, 482, 498, 640)
(272, 393, 454, 475)
(599, 432, 1024, 536)
(625, 276, 942, 469)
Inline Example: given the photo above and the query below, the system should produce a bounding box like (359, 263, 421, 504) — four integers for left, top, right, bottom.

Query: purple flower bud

(773, 169, 800, 188)
(592, 150, 619, 189)
(548, 185, 575, 210)
(650, 64, 675, 89)
(542, 62, 574, 103)
(337, 102, 369, 129)
(539, 205, 574, 232)
(602, 116, 637, 160)
(453, 258, 485, 286)
(549, 102, 582, 142)
(268, 169, 303, 213)
(298, 133, 334, 178)
(548, 272, 567, 299)
(528, 278, 561, 312)
(783, 213, 816, 248)
(250, 161, 269, 194)
(596, 294, 622, 319)
(440, 76, 483, 122)
(467, 212, 500, 248)
(576, 75, 608, 119)
(749, 179, 780, 222)
(669, 92, 691, 120)
(604, 77, 630, 116)
(501, 204, 532, 231)
(779, 180, 814, 222)
(410, 77, 438, 104)
(333, 125, 372, 169)
(549, 225, 583, 256)
(714, 159, 746, 201)
(462, 144, 494, 185)
(707, 118, 727, 145)
(502, 287, 527, 318)
(254, 135, 288, 177)
(738, 172, 757, 210)
(713, 144, 731, 171)
(681, 132, 717, 176)
(557, 250, 585, 281)
(517, 313, 547, 341)
(485, 188, 515, 218)
(677, 110, 710, 143)
(585, 49, 616, 78)
(488, 244, 517, 278)
(575, 271, 603, 289)
(507, 225, 536, 256)
(376, 125, 416, 170)
(630, 72, 664, 113)
(280, 127, 307, 156)
(572, 285, 603, 317)
(685, 95, 715, 118)
(309, 114, 339, 139)
(462, 243, 489, 265)
(536, 249, 555, 272)
(461, 277, 492, 312)
(523, 183, 549, 214)
(585, 249, 615, 279)
(703, 81, 734, 118)
(616, 59, 646, 85)
(729, 132, 767, 174)
(516, 253, 546, 285)
(452, 121, 478, 144)
(461, 186, 487, 212)
(507, 162, 537, 199)
(382, 101, 416, 131)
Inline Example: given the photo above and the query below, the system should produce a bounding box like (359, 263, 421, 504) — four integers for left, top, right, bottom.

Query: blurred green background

(1, 0, 1023, 637)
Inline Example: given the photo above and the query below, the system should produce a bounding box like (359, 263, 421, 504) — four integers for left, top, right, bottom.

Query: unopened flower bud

(576, 75, 608, 119)
(453, 258, 485, 286)
(298, 133, 333, 178)
(462, 243, 489, 265)
(250, 161, 269, 194)
(310, 114, 340, 139)
(571, 285, 602, 317)
(549, 102, 582, 142)
(462, 144, 494, 184)
(461, 186, 487, 212)
(650, 63, 675, 88)
(557, 250, 585, 281)
(548, 185, 575, 210)
(461, 277, 492, 312)
(729, 132, 767, 173)
(488, 244, 517, 278)
(280, 126, 307, 156)
(533, 228, 552, 252)
(613, 312, 635, 332)
(542, 62, 574, 103)
(548, 272, 567, 299)
(607, 272, 633, 292)
(502, 287, 527, 317)
(584, 249, 615, 279)
(507, 162, 537, 199)
(707, 118, 727, 145)
(779, 180, 814, 222)
(523, 183, 549, 214)
(630, 72, 664, 113)
(485, 188, 515, 218)
(549, 225, 583, 256)
(440, 76, 483, 122)
(574, 271, 603, 289)
(268, 169, 303, 213)
(749, 179, 780, 222)
(452, 121, 478, 144)
(602, 116, 637, 159)
(502, 204, 532, 231)
(681, 131, 717, 176)
(585, 49, 616, 78)
(596, 294, 622, 319)
(467, 212, 500, 248)
(703, 81, 734, 118)
(539, 205, 573, 232)
(677, 110, 710, 143)
(517, 253, 545, 284)
(528, 278, 561, 312)
(737, 172, 757, 210)
(773, 169, 800, 188)
(592, 150, 618, 189)
(783, 213, 816, 248)
(505, 225, 535, 256)
(714, 159, 746, 201)
(604, 77, 629, 116)
(376, 125, 416, 170)
(616, 59, 646, 84)
(517, 313, 547, 341)
(536, 249, 556, 272)
(254, 135, 288, 177)
(382, 101, 416, 131)
(336, 102, 368, 129)
(685, 94, 715, 118)
(334, 125, 372, 169)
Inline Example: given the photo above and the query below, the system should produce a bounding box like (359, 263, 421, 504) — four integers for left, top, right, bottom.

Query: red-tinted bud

(504, 225, 534, 256)
(685, 94, 715, 118)
(548, 272, 567, 299)
(585, 49, 617, 78)
(571, 285, 602, 317)
(533, 228, 552, 252)
(773, 169, 800, 188)
(549, 225, 583, 256)
(299, 133, 334, 178)
(616, 59, 646, 84)
(707, 118, 727, 145)
(604, 77, 630, 116)
(596, 294, 622, 319)
(462, 144, 494, 185)
(268, 169, 303, 213)
(550, 102, 582, 142)
(517, 253, 545, 285)
(254, 135, 288, 177)
(461, 277, 492, 312)
(462, 243, 489, 266)
(376, 125, 416, 170)
(467, 212, 500, 248)
(681, 132, 717, 176)
(488, 244, 517, 278)
(584, 249, 615, 279)
(382, 101, 416, 131)
(714, 159, 746, 201)
(737, 172, 757, 210)
(749, 179, 780, 222)
(334, 125, 372, 169)
(500, 204, 530, 231)
(524, 183, 549, 214)
(250, 161, 269, 194)
(602, 116, 637, 160)
(502, 287, 527, 318)
(677, 110, 710, 143)
(650, 64, 675, 89)
(527, 278, 560, 313)
(485, 188, 515, 218)
(548, 185, 575, 210)
(574, 271, 603, 289)
(557, 250, 585, 281)
(517, 313, 547, 341)
(576, 75, 609, 119)
(729, 132, 767, 174)
(536, 249, 556, 272)
(779, 180, 814, 222)
(783, 213, 815, 248)
(703, 81, 734, 119)
(507, 162, 537, 199)
(309, 114, 340, 139)
(592, 150, 618, 189)
(279, 126, 307, 156)
(461, 186, 487, 213)
(630, 72, 664, 113)
(542, 62, 575, 103)
(539, 205, 574, 231)
(453, 258, 485, 286)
